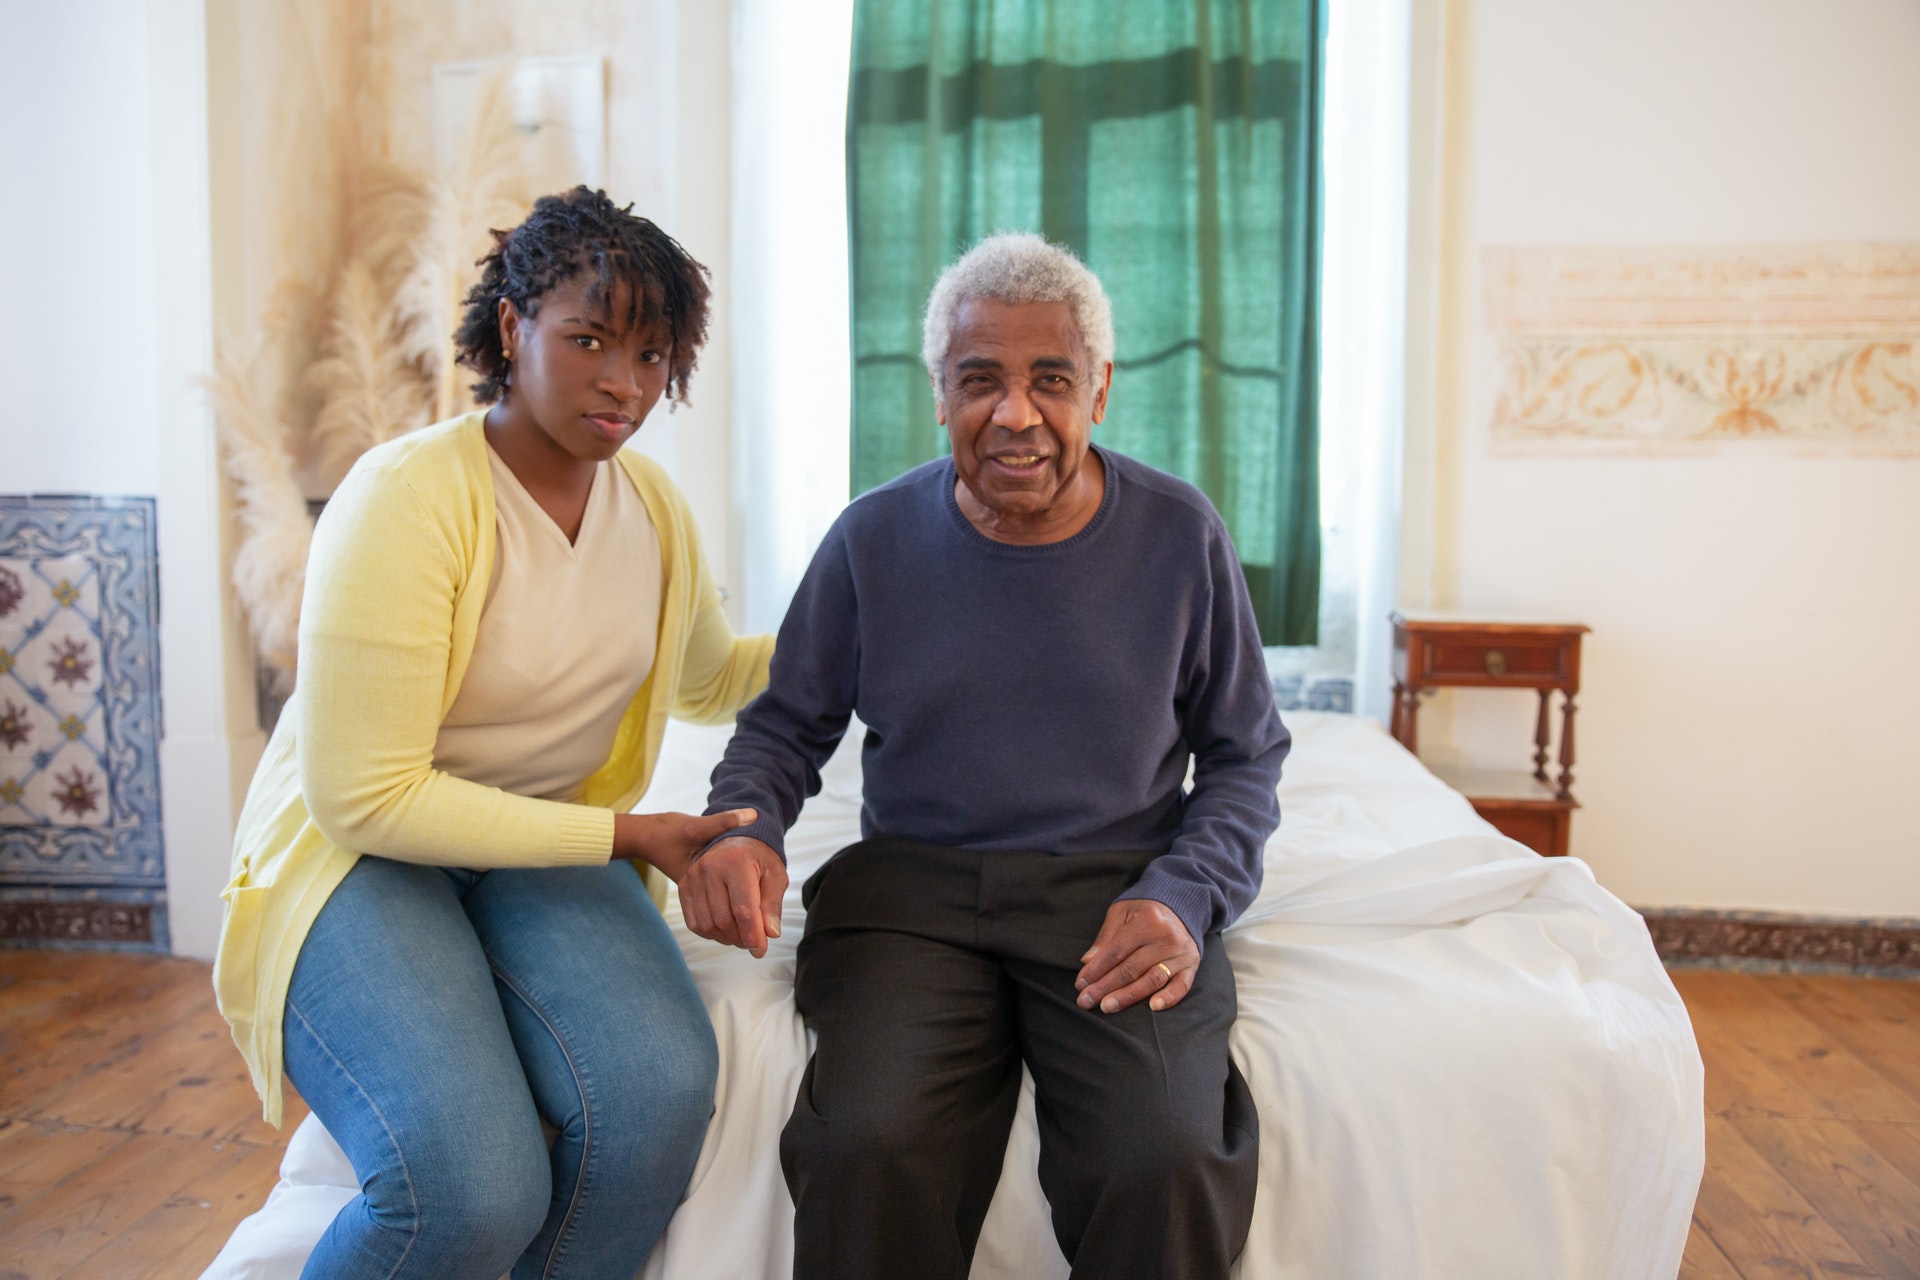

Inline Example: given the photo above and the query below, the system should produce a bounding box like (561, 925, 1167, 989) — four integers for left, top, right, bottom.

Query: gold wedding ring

(1155, 961, 1174, 983)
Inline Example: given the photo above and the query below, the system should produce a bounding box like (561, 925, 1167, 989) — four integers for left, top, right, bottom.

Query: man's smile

(986, 452, 1049, 476)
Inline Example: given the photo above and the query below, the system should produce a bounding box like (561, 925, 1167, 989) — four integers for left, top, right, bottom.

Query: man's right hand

(679, 835, 789, 959)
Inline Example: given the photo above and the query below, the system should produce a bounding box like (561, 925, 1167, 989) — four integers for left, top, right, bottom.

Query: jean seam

(490, 963, 593, 1280)
(286, 996, 423, 1280)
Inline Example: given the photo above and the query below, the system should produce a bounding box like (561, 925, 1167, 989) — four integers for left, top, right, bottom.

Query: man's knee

(782, 1061, 957, 1180)
(1052, 1087, 1249, 1203)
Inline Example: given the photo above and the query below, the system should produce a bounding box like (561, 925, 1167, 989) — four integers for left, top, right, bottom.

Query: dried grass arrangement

(208, 47, 532, 691)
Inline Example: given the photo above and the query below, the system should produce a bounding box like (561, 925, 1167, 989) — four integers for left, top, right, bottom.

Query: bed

(204, 710, 1705, 1280)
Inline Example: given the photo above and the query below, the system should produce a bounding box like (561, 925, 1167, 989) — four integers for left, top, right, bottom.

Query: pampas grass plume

(206, 344, 313, 690)
(308, 258, 428, 483)
(394, 66, 531, 421)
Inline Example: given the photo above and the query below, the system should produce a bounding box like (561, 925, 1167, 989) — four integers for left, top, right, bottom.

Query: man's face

(936, 298, 1112, 538)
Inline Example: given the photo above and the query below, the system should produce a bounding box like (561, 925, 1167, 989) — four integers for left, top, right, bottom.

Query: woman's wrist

(610, 807, 760, 883)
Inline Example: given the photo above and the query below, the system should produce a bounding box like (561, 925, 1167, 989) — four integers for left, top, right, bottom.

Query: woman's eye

(572, 335, 602, 351)
(640, 350, 664, 365)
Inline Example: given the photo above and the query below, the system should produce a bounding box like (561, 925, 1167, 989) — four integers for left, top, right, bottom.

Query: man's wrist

(698, 812, 789, 864)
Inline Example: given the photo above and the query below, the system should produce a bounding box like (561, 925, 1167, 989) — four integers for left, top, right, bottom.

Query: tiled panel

(0, 496, 165, 950)
(1272, 674, 1353, 715)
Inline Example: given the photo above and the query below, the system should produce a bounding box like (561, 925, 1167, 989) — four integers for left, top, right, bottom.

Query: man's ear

(1090, 360, 1114, 424)
(931, 371, 947, 425)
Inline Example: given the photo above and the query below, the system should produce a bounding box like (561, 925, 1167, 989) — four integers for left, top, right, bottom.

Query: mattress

(205, 710, 1704, 1280)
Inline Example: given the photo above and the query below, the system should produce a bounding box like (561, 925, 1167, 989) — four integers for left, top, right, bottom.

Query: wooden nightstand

(1389, 611, 1590, 857)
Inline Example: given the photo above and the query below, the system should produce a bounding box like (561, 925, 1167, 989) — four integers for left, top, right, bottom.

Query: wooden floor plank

(22, 1009, 239, 1133)
(1852, 1123, 1920, 1199)
(1688, 995, 1836, 1120)
(0, 959, 171, 1094)
(0, 1117, 137, 1219)
(1734, 1116, 1920, 1278)
(1694, 1115, 1881, 1277)
(1681, 1214, 1747, 1279)
(1775, 975, 1920, 1108)
(0, 1130, 232, 1277)
(1832, 976, 1920, 1023)
(1671, 970, 1920, 1124)
(0, 953, 128, 1039)
(0, 969, 215, 1117)
(55, 1138, 287, 1280)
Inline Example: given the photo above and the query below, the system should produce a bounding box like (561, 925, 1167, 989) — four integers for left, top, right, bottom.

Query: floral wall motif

(1481, 244, 1920, 454)
(0, 497, 165, 950)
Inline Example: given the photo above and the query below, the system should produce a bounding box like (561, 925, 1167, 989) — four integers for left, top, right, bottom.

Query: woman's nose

(600, 356, 645, 404)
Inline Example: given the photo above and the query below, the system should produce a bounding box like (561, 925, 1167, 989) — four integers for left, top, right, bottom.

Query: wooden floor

(0, 952, 308, 1279)
(1674, 968, 1920, 1279)
(0, 956, 1917, 1278)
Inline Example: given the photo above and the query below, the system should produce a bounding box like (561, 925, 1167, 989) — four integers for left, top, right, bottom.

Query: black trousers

(780, 838, 1259, 1280)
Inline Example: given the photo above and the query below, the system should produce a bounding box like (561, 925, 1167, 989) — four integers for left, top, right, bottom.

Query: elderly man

(681, 233, 1289, 1280)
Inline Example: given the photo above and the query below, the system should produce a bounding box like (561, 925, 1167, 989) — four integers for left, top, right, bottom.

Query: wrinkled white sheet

(204, 712, 1703, 1280)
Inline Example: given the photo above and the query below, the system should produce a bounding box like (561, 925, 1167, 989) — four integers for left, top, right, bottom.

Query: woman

(212, 187, 773, 1280)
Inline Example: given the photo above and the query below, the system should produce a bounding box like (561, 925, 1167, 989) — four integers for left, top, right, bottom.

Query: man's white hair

(921, 232, 1116, 386)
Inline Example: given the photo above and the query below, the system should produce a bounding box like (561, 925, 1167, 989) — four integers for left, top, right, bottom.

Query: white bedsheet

(204, 711, 1703, 1280)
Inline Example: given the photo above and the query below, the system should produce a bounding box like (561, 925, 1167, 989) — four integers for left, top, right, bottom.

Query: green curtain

(847, 0, 1325, 645)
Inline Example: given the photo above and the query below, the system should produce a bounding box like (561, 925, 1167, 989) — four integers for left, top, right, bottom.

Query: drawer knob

(1484, 649, 1507, 676)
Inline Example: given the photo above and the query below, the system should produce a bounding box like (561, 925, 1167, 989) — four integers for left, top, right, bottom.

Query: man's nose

(991, 381, 1043, 430)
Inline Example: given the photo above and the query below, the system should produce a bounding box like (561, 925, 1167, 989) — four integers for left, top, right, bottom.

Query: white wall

(0, 0, 254, 958)
(1414, 0, 1920, 915)
(0, 0, 162, 494)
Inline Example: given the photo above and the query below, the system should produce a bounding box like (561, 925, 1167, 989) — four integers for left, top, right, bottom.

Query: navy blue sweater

(705, 448, 1290, 950)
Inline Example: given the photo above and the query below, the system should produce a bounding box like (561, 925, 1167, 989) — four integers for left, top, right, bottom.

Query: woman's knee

(371, 1109, 552, 1264)
(576, 1018, 719, 1188)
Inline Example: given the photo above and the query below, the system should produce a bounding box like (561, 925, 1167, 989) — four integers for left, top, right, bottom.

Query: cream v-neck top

(433, 447, 663, 801)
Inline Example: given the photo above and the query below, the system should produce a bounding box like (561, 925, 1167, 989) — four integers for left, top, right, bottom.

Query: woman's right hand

(612, 808, 756, 882)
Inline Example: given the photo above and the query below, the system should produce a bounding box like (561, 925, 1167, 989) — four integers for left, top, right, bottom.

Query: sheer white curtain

(729, 0, 1408, 722)
(729, 0, 858, 634)
(1302, 0, 1410, 722)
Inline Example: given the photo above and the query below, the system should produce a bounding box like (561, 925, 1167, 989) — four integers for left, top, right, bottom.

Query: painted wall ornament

(1481, 244, 1920, 455)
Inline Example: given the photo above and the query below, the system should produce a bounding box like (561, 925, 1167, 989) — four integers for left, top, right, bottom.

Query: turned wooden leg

(1402, 685, 1421, 755)
(1556, 696, 1578, 801)
(1390, 680, 1407, 744)
(1533, 690, 1552, 782)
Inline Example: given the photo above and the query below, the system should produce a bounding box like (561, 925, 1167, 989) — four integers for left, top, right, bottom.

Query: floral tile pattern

(0, 497, 165, 950)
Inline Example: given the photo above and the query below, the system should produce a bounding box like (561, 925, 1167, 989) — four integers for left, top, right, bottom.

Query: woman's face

(496, 272, 673, 462)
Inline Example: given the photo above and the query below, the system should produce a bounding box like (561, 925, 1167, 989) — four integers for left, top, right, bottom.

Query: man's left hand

(1075, 899, 1199, 1014)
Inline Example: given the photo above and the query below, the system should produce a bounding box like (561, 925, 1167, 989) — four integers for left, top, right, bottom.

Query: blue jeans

(283, 856, 719, 1280)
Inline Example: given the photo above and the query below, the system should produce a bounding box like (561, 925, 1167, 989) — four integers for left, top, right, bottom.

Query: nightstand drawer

(1420, 636, 1572, 684)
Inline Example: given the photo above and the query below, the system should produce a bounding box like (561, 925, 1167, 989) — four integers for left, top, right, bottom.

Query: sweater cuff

(553, 806, 617, 866)
(1115, 873, 1214, 959)
(696, 811, 788, 863)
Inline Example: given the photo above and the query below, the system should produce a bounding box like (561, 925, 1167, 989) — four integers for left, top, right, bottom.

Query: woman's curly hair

(454, 186, 713, 406)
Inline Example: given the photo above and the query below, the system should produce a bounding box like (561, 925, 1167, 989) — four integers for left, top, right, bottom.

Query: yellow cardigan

(212, 414, 772, 1125)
